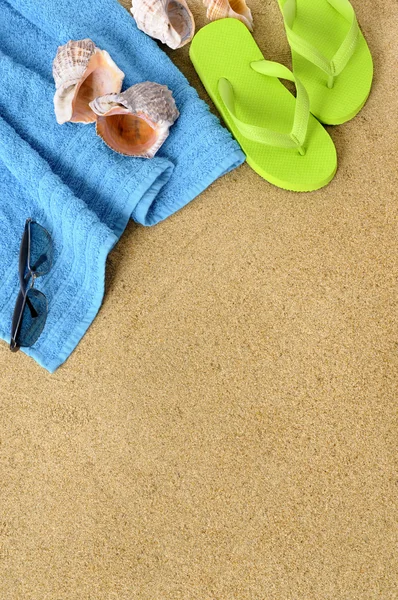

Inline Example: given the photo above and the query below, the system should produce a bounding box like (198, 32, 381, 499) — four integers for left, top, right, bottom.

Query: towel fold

(0, 0, 244, 371)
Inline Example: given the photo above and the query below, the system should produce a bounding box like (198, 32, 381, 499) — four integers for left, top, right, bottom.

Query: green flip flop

(189, 19, 337, 192)
(278, 0, 373, 125)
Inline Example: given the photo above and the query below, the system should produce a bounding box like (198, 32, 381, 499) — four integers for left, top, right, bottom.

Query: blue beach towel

(0, 0, 245, 371)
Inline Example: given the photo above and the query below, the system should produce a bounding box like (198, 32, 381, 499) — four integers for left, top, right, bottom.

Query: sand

(1, 1, 397, 598)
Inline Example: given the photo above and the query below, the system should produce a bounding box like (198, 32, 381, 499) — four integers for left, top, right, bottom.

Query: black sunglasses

(10, 218, 53, 352)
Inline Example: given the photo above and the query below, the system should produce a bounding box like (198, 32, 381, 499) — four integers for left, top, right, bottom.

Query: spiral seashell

(52, 39, 125, 124)
(203, 0, 253, 30)
(89, 82, 180, 158)
(130, 0, 195, 49)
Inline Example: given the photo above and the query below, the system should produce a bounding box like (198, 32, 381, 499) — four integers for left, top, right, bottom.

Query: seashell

(203, 0, 253, 30)
(130, 0, 195, 49)
(53, 39, 125, 125)
(89, 82, 180, 158)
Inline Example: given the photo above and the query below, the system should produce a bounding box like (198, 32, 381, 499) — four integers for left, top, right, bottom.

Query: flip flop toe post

(190, 19, 337, 192)
(278, 0, 373, 124)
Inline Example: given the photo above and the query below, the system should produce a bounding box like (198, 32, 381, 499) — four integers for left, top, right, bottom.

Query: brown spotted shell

(53, 39, 125, 124)
(89, 82, 180, 158)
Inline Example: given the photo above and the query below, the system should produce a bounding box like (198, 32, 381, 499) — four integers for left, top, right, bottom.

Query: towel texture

(0, 0, 244, 371)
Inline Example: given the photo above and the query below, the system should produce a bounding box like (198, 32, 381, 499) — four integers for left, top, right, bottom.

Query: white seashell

(53, 39, 125, 124)
(130, 0, 195, 49)
(203, 0, 253, 30)
(89, 82, 180, 158)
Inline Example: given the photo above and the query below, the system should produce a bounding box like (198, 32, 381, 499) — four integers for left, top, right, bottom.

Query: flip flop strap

(218, 60, 310, 154)
(280, 0, 359, 83)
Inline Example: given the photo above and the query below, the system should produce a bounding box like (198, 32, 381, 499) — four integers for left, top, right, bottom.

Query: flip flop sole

(190, 19, 337, 192)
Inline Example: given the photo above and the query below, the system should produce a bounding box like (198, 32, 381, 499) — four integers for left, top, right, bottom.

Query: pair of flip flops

(190, 0, 373, 192)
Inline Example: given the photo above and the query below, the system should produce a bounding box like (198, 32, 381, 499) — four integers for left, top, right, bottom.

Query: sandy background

(1, 0, 397, 598)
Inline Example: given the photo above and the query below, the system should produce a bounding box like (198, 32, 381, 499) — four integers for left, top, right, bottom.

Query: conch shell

(130, 0, 195, 49)
(89, 82, 180, 158)
(53, 39, 125, 125)
(203, 0, 253, 30)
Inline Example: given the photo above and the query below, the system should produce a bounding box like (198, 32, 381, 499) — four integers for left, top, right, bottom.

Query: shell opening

(168, 0, 192, 43)
(229, 0, 249, 15)
(204, 0, 253, 31)
(130, 0, 195, 49)
(71, 53, 123, 123)
(229, 0, 253, 30)
(96, 110, 159, 157)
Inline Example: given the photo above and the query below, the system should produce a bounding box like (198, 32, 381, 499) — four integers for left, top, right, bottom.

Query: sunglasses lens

(14, 289, 48, 348)
(29, 222, 53, 276)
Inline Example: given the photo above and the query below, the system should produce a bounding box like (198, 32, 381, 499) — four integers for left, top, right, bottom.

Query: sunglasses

(10, 218, 53, 352)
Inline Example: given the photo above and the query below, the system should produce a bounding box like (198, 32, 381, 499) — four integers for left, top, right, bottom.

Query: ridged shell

(53, 39, 125, 124)
(203, 0, 253, 30)
(89, 82, 180, 158)
(130, 0, 195, 49)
